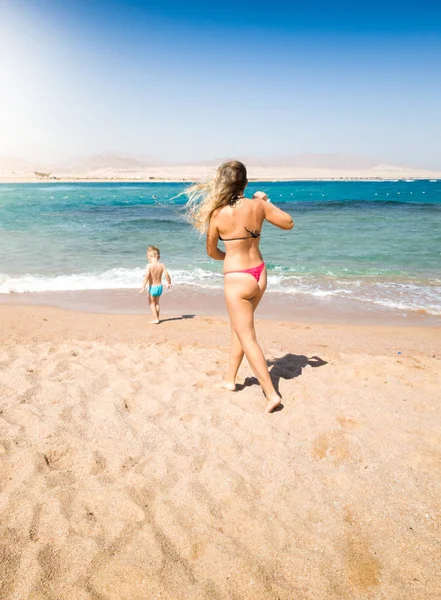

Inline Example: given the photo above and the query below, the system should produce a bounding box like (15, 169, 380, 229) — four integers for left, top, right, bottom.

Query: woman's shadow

(236, 354, 327, 411)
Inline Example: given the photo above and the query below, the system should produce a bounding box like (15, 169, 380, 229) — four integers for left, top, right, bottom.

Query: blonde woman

(186, 160, 294, 413)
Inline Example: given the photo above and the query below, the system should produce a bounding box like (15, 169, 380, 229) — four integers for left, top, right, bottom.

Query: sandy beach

(2, 0, 441, 596)
(1, 304, 440, 599)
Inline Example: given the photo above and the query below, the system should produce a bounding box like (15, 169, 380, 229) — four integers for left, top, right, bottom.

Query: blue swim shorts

(149, 284, 163, 297)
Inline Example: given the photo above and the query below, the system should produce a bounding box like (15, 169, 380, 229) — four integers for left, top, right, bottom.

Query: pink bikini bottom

(224, 262, 265, 283)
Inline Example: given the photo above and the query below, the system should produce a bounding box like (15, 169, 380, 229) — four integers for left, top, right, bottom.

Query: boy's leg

(155, 298, 160, 321)
(148, 294, 159, 323)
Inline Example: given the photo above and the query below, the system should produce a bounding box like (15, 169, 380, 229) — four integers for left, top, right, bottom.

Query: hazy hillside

(52, 154, 166, 173)
(0, 153, 439, 180)
(183, 154, 412, 170)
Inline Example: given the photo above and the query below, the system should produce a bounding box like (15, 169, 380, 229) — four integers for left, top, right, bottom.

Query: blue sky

(1, 0, 440, 167)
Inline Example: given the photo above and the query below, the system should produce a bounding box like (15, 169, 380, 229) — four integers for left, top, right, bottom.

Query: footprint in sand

(0, 529, 25, 598)
(312, 431, 350, 465)
(342, 508, 381, 592)
(42, 447, 76, 472)
(337, 415, 362, 430)
(91, 451, 107, 475)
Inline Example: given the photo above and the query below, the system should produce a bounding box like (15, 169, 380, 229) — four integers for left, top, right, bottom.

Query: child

(139, 245, 171, 324)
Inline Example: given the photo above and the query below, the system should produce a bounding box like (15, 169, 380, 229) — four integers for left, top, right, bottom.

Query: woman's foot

(265, 395, 282, 413)
(216, 381, 237, 392)
(149, 319, 160, 324)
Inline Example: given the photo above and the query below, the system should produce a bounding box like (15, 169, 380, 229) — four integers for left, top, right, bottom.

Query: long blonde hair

(185, 160, 248, 232)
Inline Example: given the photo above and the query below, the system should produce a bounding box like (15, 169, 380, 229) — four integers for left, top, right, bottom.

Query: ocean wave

(2, 268, 441, 316)
(0, 268, 144, 293)
(271, 279, 441, 315)
(270, 287, 441, 315)
(0, 268, 224, 294)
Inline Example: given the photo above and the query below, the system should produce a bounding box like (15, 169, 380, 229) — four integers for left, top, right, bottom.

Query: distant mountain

(0, 156, 44, 173)
(53, 154, 166, 173)
(253, 154, 387, 169)
(0, 153, 433, 178)
(186, 154, 410, 170)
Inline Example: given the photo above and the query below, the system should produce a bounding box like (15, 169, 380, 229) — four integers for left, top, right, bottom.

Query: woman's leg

(222, 270, 267, 389)
(224, 274, 280, 412)
(220, 327, 244, 390)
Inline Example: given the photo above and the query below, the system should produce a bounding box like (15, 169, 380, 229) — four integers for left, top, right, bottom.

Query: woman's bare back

(212, 198, 266, 272)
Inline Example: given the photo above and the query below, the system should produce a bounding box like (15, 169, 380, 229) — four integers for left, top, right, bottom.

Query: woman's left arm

(206, 218, 226, 261)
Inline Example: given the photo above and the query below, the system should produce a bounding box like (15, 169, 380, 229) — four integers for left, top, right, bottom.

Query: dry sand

(0, 305, 440, 599)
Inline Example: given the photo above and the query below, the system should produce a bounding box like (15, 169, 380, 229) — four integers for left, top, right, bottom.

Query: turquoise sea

(0, 180, 440, 316)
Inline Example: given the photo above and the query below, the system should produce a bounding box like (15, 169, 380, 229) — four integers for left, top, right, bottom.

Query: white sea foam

(0, 268, 144, 293)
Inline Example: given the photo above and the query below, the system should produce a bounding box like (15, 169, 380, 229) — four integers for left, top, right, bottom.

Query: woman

(186, 160, 294, 412)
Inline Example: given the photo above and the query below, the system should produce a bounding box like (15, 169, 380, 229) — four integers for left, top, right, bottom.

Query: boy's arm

(139, 266, 150, 294)
(163, 265, 172, 289)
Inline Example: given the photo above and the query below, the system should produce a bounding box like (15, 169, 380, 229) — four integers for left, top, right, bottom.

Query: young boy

(139, 245, 171, 324)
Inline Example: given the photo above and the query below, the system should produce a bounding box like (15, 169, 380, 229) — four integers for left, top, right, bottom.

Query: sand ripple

(0, 335, 440, 599)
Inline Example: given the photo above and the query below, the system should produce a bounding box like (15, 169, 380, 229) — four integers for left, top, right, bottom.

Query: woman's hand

(253, 191, 269, 201)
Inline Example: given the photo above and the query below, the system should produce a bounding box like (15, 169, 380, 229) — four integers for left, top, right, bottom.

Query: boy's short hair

(147, 245, 160, 258)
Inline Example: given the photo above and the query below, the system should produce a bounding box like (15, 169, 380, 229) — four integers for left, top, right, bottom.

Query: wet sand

(1, 286, 439, 327)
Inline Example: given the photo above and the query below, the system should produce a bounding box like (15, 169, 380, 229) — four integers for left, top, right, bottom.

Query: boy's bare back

(147, 261, 165, 286)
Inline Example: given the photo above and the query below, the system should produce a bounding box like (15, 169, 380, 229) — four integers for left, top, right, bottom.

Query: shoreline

(1, 286, 440, 327)
(1, 175, 440, 183)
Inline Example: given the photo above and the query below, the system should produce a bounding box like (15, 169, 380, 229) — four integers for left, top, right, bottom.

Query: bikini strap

(219, 227, 261, 242)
